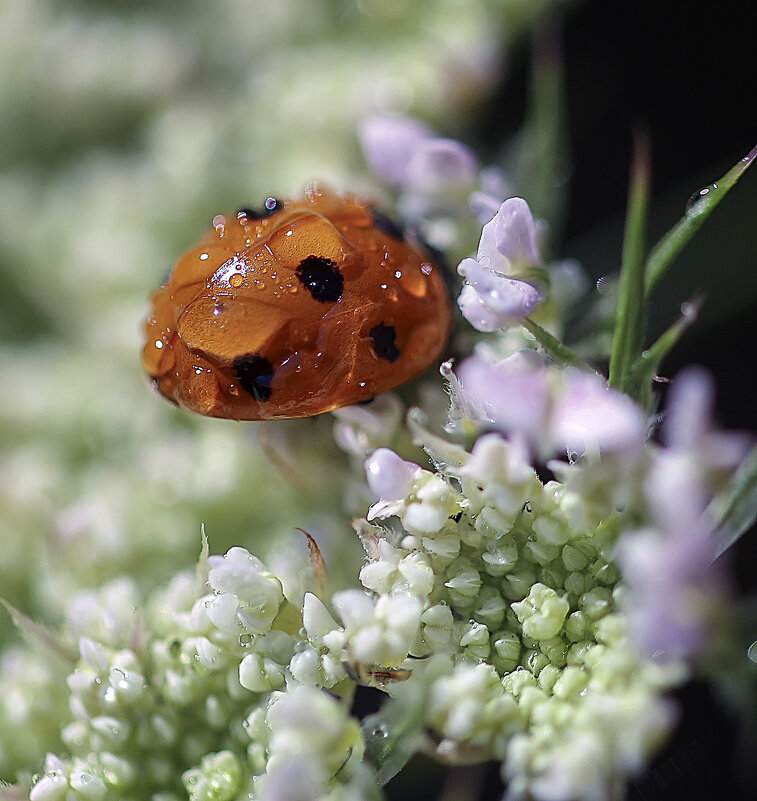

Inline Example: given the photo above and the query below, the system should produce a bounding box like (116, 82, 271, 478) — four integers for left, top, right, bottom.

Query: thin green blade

(521, 316, 594, 370)
(645, 143, 757, 295)
(712, 444, 757, 557)
(608, 135, 651, 399)
(625, 296, 701, 409)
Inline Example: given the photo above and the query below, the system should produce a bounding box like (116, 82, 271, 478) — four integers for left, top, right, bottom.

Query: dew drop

(680, 300, 695, 317)
(685, 183, 717, 214)
(596, 276, 611, 295)
(747, 640, 757, 662)
(421, 263, 432, 275)
(199, 252, 210, 261)
(367, 722, 389, 740)
(230, 273, 243, 288)
(154, 339, 164, 350)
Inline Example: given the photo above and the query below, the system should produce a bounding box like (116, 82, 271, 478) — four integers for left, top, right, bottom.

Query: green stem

(521, 317, 594, 370)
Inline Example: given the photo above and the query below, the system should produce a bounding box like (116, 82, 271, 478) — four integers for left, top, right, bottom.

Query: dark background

(391, 0, 757, 798)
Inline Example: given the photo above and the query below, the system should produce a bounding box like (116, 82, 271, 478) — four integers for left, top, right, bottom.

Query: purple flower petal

(492, 197, 542, 268)
(663, 366, 713, 450)
(365, 447, 420, 502)
(456, 284, 507, 332)
(457, 257, 543, 323)
(358, 114, 434, 185)
(456, 352, 549, 447)
(617, 522, 720, 660)
(551, 370, 646, 455)
(403, 138, 478, 193)
(644, 451, 707, 531)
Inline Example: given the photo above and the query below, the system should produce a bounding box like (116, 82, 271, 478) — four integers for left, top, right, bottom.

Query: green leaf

(608, 135, 651, 399)
(521, 317, 594, 370)
(645, 143, 757, 295)
(625, 296, 701, 409)
(712, 444, 757, 557)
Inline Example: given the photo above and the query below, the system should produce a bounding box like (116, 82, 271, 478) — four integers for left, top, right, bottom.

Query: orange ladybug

(142, 186, 452, 419)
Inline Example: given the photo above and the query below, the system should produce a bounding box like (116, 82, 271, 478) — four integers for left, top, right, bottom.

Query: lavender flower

(616, 368, 747, 660)
(358, 114, 435, 186)
(454, 352, 646, 463)
(551, 369, 646, 457)
(455, 350, 550, 454)
(457, 198, 546, 330)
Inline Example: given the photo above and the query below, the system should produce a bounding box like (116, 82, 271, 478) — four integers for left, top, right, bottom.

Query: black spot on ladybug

(296, 256, 344, 303)
(369, 324, 401, 363)
(236, 198, 283, 220)
(233, 353, 275, 402)
(371, 208, 405, 241)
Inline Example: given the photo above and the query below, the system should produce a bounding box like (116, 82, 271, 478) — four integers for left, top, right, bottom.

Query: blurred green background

(0, 0, 542, 647)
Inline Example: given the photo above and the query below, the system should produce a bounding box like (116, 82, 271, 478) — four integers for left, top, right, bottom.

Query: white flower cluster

(355, 431, 681, 792)
(17, 358, 745, 801)
(20, 548, 379, 801)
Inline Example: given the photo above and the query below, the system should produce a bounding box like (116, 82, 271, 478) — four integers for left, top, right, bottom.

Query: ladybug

(142, 185, 452, 419)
